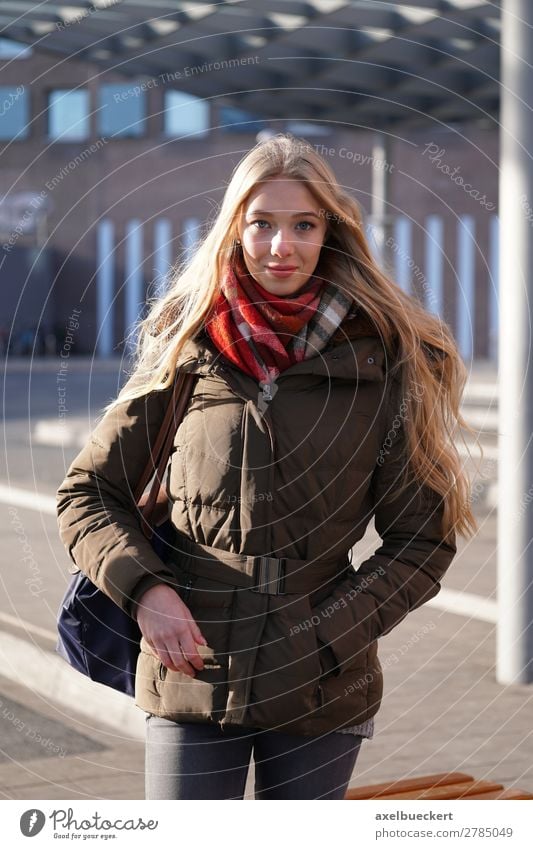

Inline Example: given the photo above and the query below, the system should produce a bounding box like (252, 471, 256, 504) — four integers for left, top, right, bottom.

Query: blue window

(98, 83, 145, 138)
(164, 91, 209, 138)
(0, 85, 29, 140)
(0, 38, 32, 59)
(285, 121, 331, 137)
(220, 106, 266, 133)
(48, 90, 90, 141)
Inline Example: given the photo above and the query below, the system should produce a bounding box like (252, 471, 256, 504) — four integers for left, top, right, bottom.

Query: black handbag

(55, 371, 197, 697)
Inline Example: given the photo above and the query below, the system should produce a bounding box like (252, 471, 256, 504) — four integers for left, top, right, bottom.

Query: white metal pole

(489, 215, 499, 363)
(497, 0, 533, 684)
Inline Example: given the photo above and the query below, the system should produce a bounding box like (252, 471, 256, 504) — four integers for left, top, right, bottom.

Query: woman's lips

(266, 266, 298, 278)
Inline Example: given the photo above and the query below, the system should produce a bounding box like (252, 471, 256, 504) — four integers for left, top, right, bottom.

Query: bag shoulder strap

(134, 371, 197, 539)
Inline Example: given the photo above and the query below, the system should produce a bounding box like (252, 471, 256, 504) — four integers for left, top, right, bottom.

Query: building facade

(0, 39, 499, 359)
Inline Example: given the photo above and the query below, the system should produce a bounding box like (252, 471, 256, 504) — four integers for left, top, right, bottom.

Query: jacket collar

(174, 311, 387, 383)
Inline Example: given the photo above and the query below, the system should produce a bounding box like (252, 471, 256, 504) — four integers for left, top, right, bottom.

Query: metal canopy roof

(0, 0, 500, 128)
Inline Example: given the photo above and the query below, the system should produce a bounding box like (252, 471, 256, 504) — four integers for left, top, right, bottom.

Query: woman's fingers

(135, 585, 209, 675)
(177, 632, 206, 671)
(159, 645, 196, 677)
(155, 631, 206, 676)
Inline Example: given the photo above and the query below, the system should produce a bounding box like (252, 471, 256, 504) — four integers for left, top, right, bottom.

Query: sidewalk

(0, 675, 146, 800)
(0, 505, 531, 800)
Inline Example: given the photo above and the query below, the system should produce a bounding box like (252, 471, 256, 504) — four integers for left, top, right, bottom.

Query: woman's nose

(271, 229, 294, 256)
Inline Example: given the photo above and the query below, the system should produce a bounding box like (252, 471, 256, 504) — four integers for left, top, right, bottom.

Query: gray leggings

(145, 714, 364, 800)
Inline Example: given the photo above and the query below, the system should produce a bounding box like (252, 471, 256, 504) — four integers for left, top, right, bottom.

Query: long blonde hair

(111, 132, 480, 540)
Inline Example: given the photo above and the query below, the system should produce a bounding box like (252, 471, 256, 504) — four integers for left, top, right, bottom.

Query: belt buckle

(251, 555, 286, 595)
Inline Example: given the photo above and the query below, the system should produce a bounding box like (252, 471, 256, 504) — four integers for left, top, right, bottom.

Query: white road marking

(0, 483, 56, 514)
(426, 587, 498, 624)
(0, 611, 58, 643)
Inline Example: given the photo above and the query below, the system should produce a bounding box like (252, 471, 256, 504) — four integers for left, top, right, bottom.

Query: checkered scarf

(205, 260, 354, 386)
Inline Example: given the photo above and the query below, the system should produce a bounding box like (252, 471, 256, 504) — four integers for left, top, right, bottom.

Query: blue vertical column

(393, 216, 412, 294)
(153, 218, 173, 297)
(425, 215, 444, 316)
(456, 215, 475, 361)
(183, 217, 201, 262)
(96, 219, 114, 358)
(370, 130, 392, 264)
(365, 219, 381, 262)
(124, 219, 144, 349)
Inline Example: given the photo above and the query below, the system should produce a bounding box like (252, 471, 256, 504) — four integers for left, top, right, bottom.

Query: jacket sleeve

(56, 378, 182, 621)
(311, 375, 457, 674)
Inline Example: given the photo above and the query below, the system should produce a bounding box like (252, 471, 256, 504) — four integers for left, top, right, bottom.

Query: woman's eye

(250, 220, 315, 231)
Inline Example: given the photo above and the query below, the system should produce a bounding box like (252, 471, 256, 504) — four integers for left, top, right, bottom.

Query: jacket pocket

(310, 591, 369, 679)
(310, 624, 371, 719)
(136, 645, 164, 702)
(315, 637, 340, 680)
(149, 600, 233, 723)
(155, 665, 228, 722)
(316, 652, 372, 724)
(311, 620, 340, 712)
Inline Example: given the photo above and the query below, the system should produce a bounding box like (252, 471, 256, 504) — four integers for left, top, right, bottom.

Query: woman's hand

(136, 584, 208, 677)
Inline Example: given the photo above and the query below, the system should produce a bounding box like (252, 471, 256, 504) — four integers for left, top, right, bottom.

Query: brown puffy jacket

(56, 311, 456, 736)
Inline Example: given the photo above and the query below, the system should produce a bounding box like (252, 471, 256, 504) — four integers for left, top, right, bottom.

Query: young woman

(57, 133, 477, 800)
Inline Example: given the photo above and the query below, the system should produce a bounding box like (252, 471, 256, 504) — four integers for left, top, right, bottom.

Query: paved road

(2, 357, 124, 491)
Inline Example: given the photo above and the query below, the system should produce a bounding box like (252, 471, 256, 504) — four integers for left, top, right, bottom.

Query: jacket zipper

(214, 363, 277, 717)
(209, 363, 277, 553)
(211, 362, 330, 719)
(262, 407, 275, 554)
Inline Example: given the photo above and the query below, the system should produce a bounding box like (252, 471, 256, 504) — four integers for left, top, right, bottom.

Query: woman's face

(237, 175, 328, 296)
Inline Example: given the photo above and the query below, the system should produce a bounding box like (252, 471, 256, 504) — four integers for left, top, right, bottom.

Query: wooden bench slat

(346, 771, 533, 800)
(345, 772, 474, 800)
(377, 780, 504, 800)
(465, 788, 533, 800)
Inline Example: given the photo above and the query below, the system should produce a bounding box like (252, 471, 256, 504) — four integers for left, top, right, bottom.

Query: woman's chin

(255, 274, 312, 296)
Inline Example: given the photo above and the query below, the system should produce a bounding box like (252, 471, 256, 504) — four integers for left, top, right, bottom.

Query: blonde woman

(57, 133, 476, 800)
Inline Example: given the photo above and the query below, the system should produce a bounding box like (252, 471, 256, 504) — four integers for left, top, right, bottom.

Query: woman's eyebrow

(246, 209, 322, 218)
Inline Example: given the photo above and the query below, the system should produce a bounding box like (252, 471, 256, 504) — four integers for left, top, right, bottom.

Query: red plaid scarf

(205, 260, 354, 385)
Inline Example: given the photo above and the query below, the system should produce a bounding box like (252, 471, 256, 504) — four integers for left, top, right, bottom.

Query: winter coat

(56, 309, 457, 736)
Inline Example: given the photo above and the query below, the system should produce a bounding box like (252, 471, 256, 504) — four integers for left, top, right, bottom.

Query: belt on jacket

(170, 530, 351, 596)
